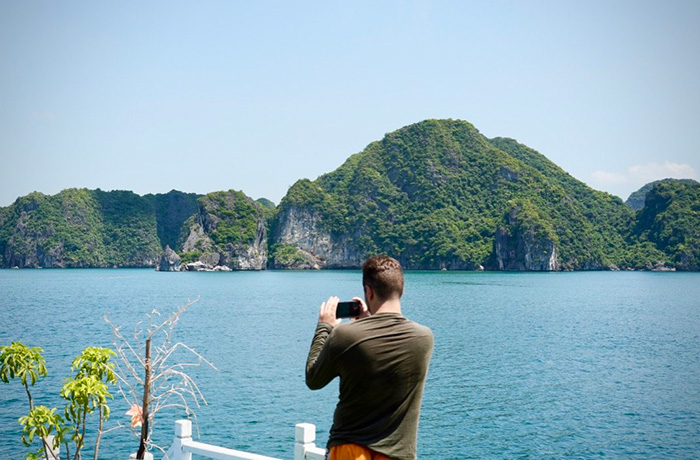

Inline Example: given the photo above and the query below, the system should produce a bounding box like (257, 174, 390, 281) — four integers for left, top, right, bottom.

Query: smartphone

(336, 300, 361, 318)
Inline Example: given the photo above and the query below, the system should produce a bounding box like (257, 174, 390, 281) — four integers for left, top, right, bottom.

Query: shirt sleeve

(305, 322, 338, 390)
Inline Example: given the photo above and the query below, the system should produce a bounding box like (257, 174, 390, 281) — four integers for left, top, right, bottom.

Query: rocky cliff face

(227, 218, 267, 270)
(5, 222, 63, 268)
(4, 198, 56, 268)
(270, 205, 364, 269)
(181, 217, 215, 254)
(493, 225, 559, 271)
(270, 205, 484, 270)
(491, 200, 560, 271)
(179, 191, 268, 270)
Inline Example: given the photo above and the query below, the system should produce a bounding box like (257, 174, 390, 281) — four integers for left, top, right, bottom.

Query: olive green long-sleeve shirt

(306, 313, 434, 460)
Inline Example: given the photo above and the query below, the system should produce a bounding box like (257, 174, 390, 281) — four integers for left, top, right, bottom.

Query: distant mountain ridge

(271, 120, 634, 270)
(1, 119, 698, 270)
(0, 189, 201, 268)
(625, 178, 699, 210)
(629, 180, 700, 270)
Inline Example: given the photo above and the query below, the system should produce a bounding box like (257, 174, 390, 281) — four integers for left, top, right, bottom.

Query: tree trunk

(136, 337, 152, 459)
(24, 381, 34, 410)
(93, 405, 104, 460)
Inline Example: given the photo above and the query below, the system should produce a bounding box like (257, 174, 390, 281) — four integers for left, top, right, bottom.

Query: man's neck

(373, 298, 402, 315)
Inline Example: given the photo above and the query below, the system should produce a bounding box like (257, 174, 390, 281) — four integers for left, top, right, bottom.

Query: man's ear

(364, 284, 374, 302)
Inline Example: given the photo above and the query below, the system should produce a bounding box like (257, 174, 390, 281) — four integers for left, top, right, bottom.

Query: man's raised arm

(305, 296, 341, 390)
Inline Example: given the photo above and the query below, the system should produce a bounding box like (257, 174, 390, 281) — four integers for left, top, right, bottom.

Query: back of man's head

(362, 255, 404, 301)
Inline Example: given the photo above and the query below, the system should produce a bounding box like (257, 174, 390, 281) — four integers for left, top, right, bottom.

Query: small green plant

(1, 343, 116, 460)
(0, 342, 47, 410)
(61, 376, 111, 459)
(19, 406, 64, 460)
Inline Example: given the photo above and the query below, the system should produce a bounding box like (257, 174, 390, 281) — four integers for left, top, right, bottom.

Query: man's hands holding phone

(319, 296, 370, 328)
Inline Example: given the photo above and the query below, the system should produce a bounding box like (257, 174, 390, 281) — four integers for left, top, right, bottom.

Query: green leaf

(0, 342, 47, 388)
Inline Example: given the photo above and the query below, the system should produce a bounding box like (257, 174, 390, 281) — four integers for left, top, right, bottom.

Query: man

(306, 256, 434, 460)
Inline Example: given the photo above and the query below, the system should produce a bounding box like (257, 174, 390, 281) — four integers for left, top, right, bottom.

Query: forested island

(1, 119, 698, 271)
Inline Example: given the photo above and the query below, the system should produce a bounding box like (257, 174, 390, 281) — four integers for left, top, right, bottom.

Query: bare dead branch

(147, 438, 170, 460)
(104, 297, 213, 455)
(101, 422, 126, 435)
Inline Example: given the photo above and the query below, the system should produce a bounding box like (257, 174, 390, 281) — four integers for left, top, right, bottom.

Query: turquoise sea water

(1, 269, 699, 459)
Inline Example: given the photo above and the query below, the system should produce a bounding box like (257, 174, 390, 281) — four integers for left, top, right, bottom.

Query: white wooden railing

(163, 420, 326, 460)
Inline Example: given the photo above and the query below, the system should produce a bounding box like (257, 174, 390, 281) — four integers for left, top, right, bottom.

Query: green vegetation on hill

(255, 198, 276, 210)
(177, 190, 269, 269)
(489, 137, 636, 268)
(268, 243, 309, 268)
(276, 119, 638, 269)
(0, 189, 107, 267)
(0, 189, 204, 268)
(0, 206, 6, 266)
(200, 190, 263, 247)
(631, 181, 700, 270)
(93, 190, 161, 266)
(625, 178, 699, 210)
(1, 120, 698, 271)
(144, 190, 201, 250)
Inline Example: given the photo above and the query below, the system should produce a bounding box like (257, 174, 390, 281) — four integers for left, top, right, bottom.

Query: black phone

(336, 300, 361, 318)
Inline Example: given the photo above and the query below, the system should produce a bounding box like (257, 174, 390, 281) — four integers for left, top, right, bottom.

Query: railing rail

(163, 420, 327, 460)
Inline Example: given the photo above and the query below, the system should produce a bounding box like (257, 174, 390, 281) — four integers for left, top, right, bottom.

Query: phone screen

(336, 301, 361, 318)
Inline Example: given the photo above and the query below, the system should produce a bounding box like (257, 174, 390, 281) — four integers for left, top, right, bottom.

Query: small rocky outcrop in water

(157, 245, 181, 271)
(183, 261, 233, 272)
(648, 261, 675, 272)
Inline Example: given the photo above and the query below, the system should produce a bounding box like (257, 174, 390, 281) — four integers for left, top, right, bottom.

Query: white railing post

(294, 423, 326, 460)
(165, 419, 193, 460)
(294, 423, 314, 460)
(44, 435, 59, 460)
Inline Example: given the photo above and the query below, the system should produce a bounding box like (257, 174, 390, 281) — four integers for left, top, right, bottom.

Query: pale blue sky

(1, 1, 698, 207)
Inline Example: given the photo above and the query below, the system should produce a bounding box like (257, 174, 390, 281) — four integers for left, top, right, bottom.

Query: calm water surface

(1, 269, 699, 459)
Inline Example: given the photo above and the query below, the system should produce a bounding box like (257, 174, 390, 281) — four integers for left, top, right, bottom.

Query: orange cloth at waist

(329, 443, 392, 460)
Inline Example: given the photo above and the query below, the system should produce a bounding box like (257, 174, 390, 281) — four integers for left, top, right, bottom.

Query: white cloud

(591, 170, 628, 185)
(591, 162, 697, 187)
(628, 162, 698, 183)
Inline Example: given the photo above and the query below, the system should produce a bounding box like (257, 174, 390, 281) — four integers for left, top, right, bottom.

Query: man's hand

(351, 296, 371, 320)
(319, 296, 342, 327)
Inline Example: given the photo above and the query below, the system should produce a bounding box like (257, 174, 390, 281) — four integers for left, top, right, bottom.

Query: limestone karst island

(1, 120, 698, 272)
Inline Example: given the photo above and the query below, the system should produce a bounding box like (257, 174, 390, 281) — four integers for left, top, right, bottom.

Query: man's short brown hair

(362, 255, 404, 300)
